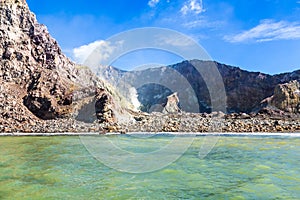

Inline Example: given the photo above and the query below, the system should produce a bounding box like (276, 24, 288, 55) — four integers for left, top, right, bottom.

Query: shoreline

(1, 132, 300, 137)
(1, 112, 300, 134)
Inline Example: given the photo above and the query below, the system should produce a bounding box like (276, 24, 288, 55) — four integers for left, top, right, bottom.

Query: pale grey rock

(163, 93, 181, 114)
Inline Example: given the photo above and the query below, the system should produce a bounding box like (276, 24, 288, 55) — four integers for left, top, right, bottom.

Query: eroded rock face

(0, 80, 40, 132)
(270, 80, 300, 113)
(95, 89, 116, 123)
(0, 1, 79, 120)
(0, 0, 130, 127)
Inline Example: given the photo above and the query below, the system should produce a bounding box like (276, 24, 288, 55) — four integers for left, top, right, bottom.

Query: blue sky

(27, 0, 300, 74)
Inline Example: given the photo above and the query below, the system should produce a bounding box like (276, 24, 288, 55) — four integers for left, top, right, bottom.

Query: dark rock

(2, 48, 12, 59)
(97, 60, 300, 114)
(23, 94, 55, 119)
(95, 88, 116, 123)
(14, 51, 23, 61)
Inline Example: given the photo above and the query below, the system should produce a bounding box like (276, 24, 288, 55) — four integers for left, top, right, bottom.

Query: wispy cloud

(224, 20, 300, 43)
(148, 0, 160, 8)
(73, 40, 122, 64)
(156, 34, 195, 47)
(182, 19, 208, 28)
(182, 18, 224, 29)
(180, 0, 205, 15)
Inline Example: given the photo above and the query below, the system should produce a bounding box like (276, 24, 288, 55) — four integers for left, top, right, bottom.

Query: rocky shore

(1, 110, 299, 134)
(119, 111, 300, 133)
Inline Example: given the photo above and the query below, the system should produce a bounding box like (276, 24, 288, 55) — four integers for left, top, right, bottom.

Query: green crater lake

(0, 135, 299, 199)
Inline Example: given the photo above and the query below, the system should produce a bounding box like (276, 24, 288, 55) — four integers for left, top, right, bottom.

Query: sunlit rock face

(0, 0, 131, 129)
(269, 80, 300, 113)
(0, 0, 82, 119)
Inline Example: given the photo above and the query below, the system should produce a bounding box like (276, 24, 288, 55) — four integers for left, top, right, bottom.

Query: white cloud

(156, 34, 195, 47)
(73, 40, 120, 64)
(182, 19, 224, 29)
(180, 0, 205, 15)
(225, 20, 300, 43)
(148, 0, 160, 7)
(183, 19, 208, 28)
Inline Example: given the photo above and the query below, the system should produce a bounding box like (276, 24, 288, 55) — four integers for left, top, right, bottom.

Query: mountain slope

(97, 60, 300, 114)
(0, 0, 131, 131)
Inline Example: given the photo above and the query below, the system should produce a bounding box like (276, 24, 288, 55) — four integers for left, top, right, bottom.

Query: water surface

(0, 135, 299, 199)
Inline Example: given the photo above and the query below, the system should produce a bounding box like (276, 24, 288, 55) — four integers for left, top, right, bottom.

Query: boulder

(162, 92, 181, 114)
(270, 80, 300, 113)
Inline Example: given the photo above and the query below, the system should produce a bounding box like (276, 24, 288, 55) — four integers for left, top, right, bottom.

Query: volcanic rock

(269, 80, 300, 113)
(97, 61, 300, 114)
(0, 0, 131, 130)
(95, 88, 116, 123)
(162, 92, 181, 114)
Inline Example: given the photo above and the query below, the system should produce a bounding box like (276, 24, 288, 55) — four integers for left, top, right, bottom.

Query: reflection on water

(0, 136, 299, 199)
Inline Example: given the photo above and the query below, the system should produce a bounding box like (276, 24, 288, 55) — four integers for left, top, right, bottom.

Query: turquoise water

(0, 135, 299, 199)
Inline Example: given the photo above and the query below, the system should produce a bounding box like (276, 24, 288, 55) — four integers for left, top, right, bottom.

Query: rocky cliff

(97, 60, 300, 114)
(0, 0, 131, 132)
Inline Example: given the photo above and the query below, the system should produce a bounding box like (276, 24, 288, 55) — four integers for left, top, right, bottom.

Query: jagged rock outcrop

(95, 88, 117, 123)
(269, 80, 300, 113)
(162, 93, 181, 114)
(0, 0, 131, 130)
(0, 80, 39, 131)
(0, 0, 79, 120)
